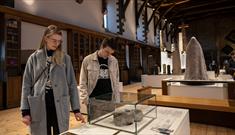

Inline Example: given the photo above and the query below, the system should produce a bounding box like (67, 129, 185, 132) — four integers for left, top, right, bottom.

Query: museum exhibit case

(61, 106, 190, 135)
(87, 92, 157, 135)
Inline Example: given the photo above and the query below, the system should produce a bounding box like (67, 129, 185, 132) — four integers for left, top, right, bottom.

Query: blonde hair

(39, 25, 64, 65)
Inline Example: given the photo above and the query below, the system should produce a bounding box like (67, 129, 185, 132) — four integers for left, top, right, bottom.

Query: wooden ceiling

(146, 0, 235, 23)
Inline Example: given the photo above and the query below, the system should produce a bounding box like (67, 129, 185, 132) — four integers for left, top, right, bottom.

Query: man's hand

(74, 112, 86, 123)
(22, 115, 31, 126)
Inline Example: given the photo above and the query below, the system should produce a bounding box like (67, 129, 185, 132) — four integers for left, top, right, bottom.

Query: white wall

(21, 22, 67, 52)
(155, 28, 160, 47)
(161, 51, 173, 74)
(147, 7, 154, 45)
(178, 32, 186, 69)
(122, 0, 136, 41)
(136, 1, 145, 41)
(180, 52, 186, 69)
(16, 0, 157, 46)
(15, 0, 104, 32)
(140, 48, 143, 66)
(126, 45, 130, 68)
(107, 0, 118, 33)
(21, 22, 45, 50)
(107, 0, 139, 41)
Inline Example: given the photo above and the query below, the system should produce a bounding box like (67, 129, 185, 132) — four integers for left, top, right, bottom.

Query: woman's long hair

(39, 25, 64, 65)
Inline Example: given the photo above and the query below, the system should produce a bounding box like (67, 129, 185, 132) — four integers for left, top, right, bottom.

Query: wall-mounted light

(23, 0, 34, 5)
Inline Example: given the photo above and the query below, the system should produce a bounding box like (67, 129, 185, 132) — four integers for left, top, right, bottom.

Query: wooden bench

(137, 87, 235, 128)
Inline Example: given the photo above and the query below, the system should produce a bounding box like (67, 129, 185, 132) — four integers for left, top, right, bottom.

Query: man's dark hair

(100, 38, 117, 50)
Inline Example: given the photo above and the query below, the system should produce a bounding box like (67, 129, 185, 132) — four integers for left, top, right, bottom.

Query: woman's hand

(22, 115, 31, 126)
(74, 112, 86, 123)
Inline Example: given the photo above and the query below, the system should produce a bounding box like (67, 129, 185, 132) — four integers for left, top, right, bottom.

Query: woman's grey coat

(20, 49, 80, 135)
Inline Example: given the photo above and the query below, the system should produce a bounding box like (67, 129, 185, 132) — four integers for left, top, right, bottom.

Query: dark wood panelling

(129, 44, 142, 82)
(141, 45, 160, 75)
(67, 30, 107, 83)
(0, 14, 22, 109)
(115, 38, 129, 85)
(141, 46, 147, 74)
(4, 14, 21, 76)
(161, 80, 168, 95)
(120, 70, 129, 85)
(6, 76, 22, 108)
(147, 47, 154, 74)
(0, 0, 14, 8)
(189, 109, 235, 129)
(0, 81, 3, 109)
(68, 30, 80, 83)
(21, 49, 35, 75)
(228, 82, 235, 99)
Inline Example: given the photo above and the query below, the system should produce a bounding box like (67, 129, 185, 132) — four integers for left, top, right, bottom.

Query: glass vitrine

(88, 92, 157, 135)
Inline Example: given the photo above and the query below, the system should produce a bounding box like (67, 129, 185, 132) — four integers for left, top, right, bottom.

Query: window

(103, 13, 108, 29)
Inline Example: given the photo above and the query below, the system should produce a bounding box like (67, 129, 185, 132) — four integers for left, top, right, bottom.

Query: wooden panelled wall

(0, 12, 22, 109)
(67, 30, 107, 82)
(129, 43, 142, 82)
(115, 38, 129, 85)
(0, 6, 160, 109)
(0, 81, 3, 109)
(142, 46, 160, 75)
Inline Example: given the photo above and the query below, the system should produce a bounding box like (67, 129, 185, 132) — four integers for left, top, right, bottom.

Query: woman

(20, 25, 85, 135)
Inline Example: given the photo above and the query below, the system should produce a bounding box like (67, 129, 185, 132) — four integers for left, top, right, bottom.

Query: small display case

(88, 92, 157, 135)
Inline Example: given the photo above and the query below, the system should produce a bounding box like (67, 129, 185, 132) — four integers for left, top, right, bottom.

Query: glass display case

(88, 92, 157, 135)
(61, 93, 190, 135)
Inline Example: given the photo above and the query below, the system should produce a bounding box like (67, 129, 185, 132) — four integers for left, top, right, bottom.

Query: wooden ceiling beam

(160, 0, 233, 20)
(123, 0, 131, 17)
(145, 0, 162, 30)
(179, 0, 229, 11)
(119, 0, 130, 20)
(136, 0, 149, 27)
(172, 5, 235, 20)
(182, 9, 235, 23)
(160, 0, 190, 7)
(146, 8, 158, 29)
(154, 3, 176, 30)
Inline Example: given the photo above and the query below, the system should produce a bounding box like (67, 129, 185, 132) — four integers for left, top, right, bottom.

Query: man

(79, 38, 120, 106)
